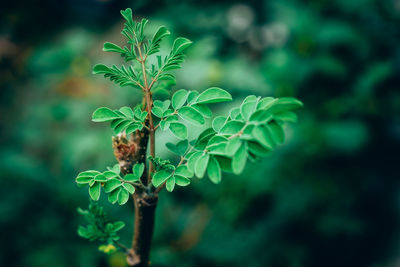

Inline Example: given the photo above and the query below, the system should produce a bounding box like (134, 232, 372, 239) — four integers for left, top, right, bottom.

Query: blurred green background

(1, 0, 400, 266)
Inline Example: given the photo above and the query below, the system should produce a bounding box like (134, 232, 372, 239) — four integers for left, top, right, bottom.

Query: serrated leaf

(152, 169, 173, 187)
(207, 156, 221, 184)
(92, 107, 121, 122)
(169, 122, 188, 139)
(172, 89, 188, 109)
(89, 182, 101, 201)
(178, 106, 205, 125)
(195, 87, 232, 104)
(195, 153, 209, 178)
(166, 176, 175, 192)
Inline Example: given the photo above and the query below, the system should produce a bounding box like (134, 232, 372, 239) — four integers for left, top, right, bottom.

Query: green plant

(76, 8, 303, 267)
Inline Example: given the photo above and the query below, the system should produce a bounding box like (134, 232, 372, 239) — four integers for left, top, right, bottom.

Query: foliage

(74, 7, 302, 256)
(3, 0, 397, 266)
(77, 202, 125, 254)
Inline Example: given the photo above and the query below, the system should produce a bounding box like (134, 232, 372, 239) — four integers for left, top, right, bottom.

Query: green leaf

(232, 143, 247, 175)
(175, 165, 194, 178)
(76, 176, 93, 184)
(166, 140, 188, 156)
(120, 8, 133, 24)
(151, 106, 163, 118)
(123, 183, 135, 194)
(219, 120, 245, 135)
(174, 175, 191, 186)
(207, 156, 221, 184)
(212, 116, 226, 132)
(78, 170, 100, 177)
(89, 182, 101, 201)
(229, 107, 241, 120)
(108, 188, 120, 204)
(195, 153, 209, 178)
(92, 107, 121, 122)
(172, 89, 188, 109)
(166, 176, 175, 192)
(126, 163, 144, 181)
(104, 179, 122, 193)
(103, 42, 125, 53)
(257, 97, 278, 110)
(187, 91, 199, 104)
(268, 121, 285, 144)
(194, 128, 216, 150)
(172, 37, 192, 54)
(195, 87, 232, 104)
(113, 120, 132, 134)
(252, 126, 274, 149)
(118, 189, 129, 205)
(169, 122, 188, 139)
(112, 221, 125, 232)
(94, 174, 107, 182)
(192, 104, 212, 118)
(225, 137, 242, 156)
(247, 141, 271, 157)
(178, 106, 205, 125)
(249, 109, 272, 123)
(274, 111, 298, 122)
(152, 169, 173, 187)
(147, 26, 170, 55)
(268, 97, 303, 113)
(187, 151, 203, 173)
(119, 106, 134, 118)
(240, 100, 257, 120)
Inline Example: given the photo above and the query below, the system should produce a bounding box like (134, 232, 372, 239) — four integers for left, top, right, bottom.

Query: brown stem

(127, 193, 158, 267)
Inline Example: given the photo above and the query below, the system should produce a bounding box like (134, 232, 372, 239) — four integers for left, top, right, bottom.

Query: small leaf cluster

(92, 105, 147, 134)
(77, 202, 125, 246)
(152, 87, 232, 139)
(76, 163, 144, 205)
(152, 95, 303, 187)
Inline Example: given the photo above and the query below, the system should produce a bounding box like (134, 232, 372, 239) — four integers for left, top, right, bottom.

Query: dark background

(1, 0, 400, 266)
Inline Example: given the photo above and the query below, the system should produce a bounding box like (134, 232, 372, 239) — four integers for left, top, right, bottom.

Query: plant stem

(127, 193, 158, 267)
(137, 44, 155, 186)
